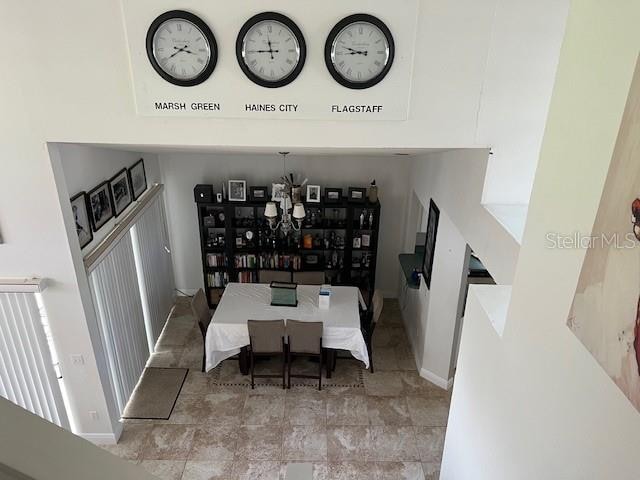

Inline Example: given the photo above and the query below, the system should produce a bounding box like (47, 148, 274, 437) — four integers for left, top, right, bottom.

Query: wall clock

(325, 14, 395, 89)
(146, 10, 218, 87)
(236, 12, 306, 88)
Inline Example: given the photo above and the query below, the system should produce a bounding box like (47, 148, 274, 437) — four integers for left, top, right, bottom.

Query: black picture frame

(236, 11, 307, 88)
(250, 186, 269, 202)
(129, 158, 147, 200)
(422, 199, 440, 289)
(348, 187, 367, 203)
(324, 13, 395, 90)
(70, 192, 93, 249)
(109, 168, 134, 217)
(146, 10, 218, 87)
(324, 187, 343, 203)
(87, 181, 114, 232)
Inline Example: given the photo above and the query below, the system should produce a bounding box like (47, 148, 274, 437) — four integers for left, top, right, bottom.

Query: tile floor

(99, 297, 450, 480)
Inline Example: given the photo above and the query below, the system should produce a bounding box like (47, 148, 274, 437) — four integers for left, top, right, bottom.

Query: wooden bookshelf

(195, 194, 381, 308)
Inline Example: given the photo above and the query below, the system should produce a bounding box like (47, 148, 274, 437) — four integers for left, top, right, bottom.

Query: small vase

(368, 185, 378, 203)
(291, 186, 302, 203)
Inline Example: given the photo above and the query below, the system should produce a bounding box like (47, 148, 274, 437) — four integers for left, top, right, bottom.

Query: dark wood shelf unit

(196, 196, 381, 308)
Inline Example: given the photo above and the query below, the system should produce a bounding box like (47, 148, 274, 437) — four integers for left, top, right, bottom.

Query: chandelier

(264, 152, 306, 236)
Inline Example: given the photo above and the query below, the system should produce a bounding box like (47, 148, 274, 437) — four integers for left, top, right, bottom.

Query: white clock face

(241, 20, 301, 82)
(152, 18, 211, 81)
(330, 22, 391, 83)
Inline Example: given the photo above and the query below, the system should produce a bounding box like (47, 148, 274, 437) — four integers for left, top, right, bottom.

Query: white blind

(131, 199, 175, 351)
(0, 292, 69, 428)
(89, 233, 149, 414)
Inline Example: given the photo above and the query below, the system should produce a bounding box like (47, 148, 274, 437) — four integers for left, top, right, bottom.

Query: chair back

(258, 270, 291, 284)
(371, 290, 384, 325)
(248, 319, 286, 353)
(287, 319, 323, 354)
(191, 289, 211, 337)
(292, 271, 325, 285)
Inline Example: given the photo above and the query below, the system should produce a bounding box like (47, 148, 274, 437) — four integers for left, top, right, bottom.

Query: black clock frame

(236, 12, 307, 88)
(146, 10, 218, 87)
(324, 13, 395, 90)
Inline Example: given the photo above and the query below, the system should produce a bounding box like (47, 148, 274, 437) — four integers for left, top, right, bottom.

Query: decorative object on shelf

(216, 192, 223, 203)
(359, 210, 366, 229)
(368, 179, 378, 203)
(129, 159, 147, 200)
(348, 187, 366, 203)
(422, 199, 440, 289)
(250, 186, 268, 201)
(353, 237, 361, 249)
(87, 181, 114, 232)
(369, 210, 374, 228)
(270, 281, 298, 307)
(228, 180, 247, 202)
(361, 233, 371, 248)
(236, 12, 306, 88)
(324, 188, 342, 203)
(194, 184, 214, 203)
(324, 13, 394, 90)
(70, 192, 93, 249)
(306, 185, 321, 203)
(146, 10, 218, 87)
(109, 168, 133, 217)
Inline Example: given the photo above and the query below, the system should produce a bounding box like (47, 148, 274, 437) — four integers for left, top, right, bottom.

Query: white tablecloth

(205, 283, 369, 371)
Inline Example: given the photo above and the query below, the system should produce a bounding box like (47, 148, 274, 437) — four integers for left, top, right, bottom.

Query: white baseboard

(79, 423, 122, 445)
(419, 367, 454, 391)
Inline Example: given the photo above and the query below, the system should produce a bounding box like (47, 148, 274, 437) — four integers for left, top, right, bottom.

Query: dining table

(204, 282, 370, 374)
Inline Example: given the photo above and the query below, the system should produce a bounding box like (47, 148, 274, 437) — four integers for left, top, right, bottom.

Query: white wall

(441, 1, 640, 478)
(55, 144, 161, 251)
(160, 152, 412, 296)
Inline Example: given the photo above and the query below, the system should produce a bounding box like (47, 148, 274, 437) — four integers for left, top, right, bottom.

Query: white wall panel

(0, 292, 69, 428)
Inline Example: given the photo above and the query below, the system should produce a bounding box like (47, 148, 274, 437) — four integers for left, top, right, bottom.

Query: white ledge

(469, 284, 511, 337)
(483, 203, 528, 244)
(0, 277, 48, 293)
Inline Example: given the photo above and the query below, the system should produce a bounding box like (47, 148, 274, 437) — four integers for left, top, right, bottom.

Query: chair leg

(250, 350, 255, 389)
(318, 354, 322, 391)
(201, 352, 206, 373)
(368, 340, 374, 374)
(287, 347, 292, 389)
(282, 339, 286, 390)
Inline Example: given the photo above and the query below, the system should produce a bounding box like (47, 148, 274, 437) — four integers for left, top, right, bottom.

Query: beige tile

(280, 462, 328, 480)
(203, 391, 247, 426)
(363, 371, 405, 396)
(157, 318, 195, 348)
(372, 327, 410, 348)
(169, 394, 212, 424)
(242, 394, 285, 425)
(285, 390, 326, 425)
(422, 462, 441, 480)
(367, 396, 411, 426)
(368, 426, 419, 462)
(182, 461, 234, 480)
(182, 371, 215, 395)
(376, 461, 425, 480)
(179, 346, 205, 369)
(147, 350, 183, 368)
(406, 396, 449, 427)
(282, 425, 327, 461)
(100, 424, 152, 461)
(137, 460, 185, 480)
(396, 346, 418, 371)
(370, 347, 400, 371)
(234, 460, 281, 480)
(400, 372, 450, 398)
(141, 425, 196, 460)
(235, 425, 283, 461)
(326, 395, 368, 425)
(188, 425, 238, 461)
(414, 427, 446, 463)
(326, 461, 377, 480)
(326, 426, 370, 461)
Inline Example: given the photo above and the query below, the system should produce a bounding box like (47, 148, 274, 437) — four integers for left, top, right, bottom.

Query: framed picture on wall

(306, 185, 321, 203)
(250, 186, 268, 201)
(228, 180, 247, 202)
(324, 187, 342, 203)
(422, 199, 440, 289)
(70, 192, 93, 249)
(129, 159, 147, 200)
(109, 168, 133, 217)
(348, 187, 366, 203)
(87, 181, 114, 231)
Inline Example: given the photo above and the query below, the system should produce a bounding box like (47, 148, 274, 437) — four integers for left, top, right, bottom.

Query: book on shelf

(207, 271, 229, 288)
(238, 271, 257, 283)
(206, 253, 227, 267)
(234, 254, 257, 268)
(258, 253, 302, 270)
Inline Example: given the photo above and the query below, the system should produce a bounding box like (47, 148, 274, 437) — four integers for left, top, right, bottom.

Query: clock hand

(267, 36, 274, 60)
(169, 46, 186, 58)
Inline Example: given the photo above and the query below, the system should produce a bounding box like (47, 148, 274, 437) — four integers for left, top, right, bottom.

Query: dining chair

(190, 289, 212, 373)
(286, 320, 323, 390)
(363, 290, 384, 373)
(247, 319, 287, 389)
(258, 270, 292, 284)
(292, 271, 325, 285)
